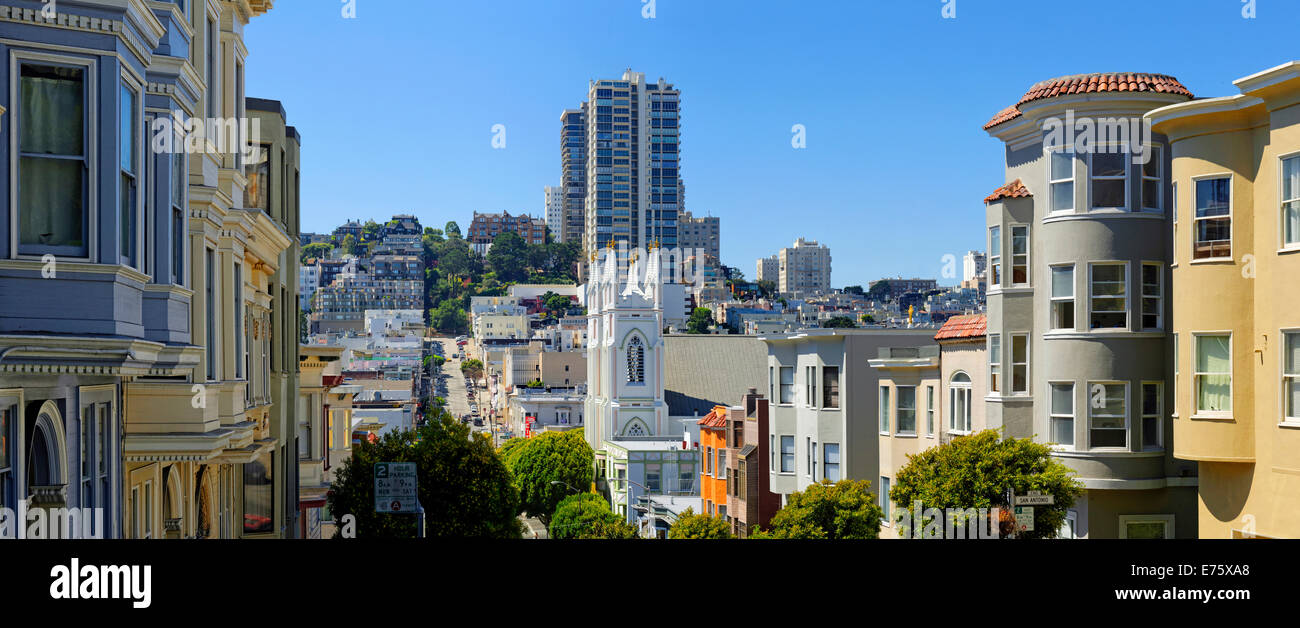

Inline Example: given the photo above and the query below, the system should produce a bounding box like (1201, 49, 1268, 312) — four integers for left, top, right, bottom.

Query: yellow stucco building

(1148, 61, 1300, 538)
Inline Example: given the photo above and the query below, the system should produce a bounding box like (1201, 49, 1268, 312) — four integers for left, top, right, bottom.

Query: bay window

(988, 334, 1001, 393)
(822, 366, 840, 409)
(18, 62, 89, 257)
(989, 226, 1001, 286)
(926, 385, 935, 437)
(1090, 263, 1127, 329)
(120, 83, 139, 268)
(1193, 176, 1231, 259)
(1142, 382, 1162, 449)
(779, 366, 794, 404)
(879, 386, 891, 433)
(1011, 225, 1029, 285)
(1011, 334, 1028, 394)
(779, 435, 794, 473)
(949, 372, 972, 433)
(823, 443, 840, 482)
(1194, 334, 1232, 416)
(1141, 146, 1162, 212)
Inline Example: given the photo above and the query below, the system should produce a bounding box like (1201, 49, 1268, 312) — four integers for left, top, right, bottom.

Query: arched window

(627, 336, 645, 384)
(949, 371, 972, 433)
(627, 422, 647, 437)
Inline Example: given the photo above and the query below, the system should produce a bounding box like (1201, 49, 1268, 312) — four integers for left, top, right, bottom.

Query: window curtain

(20, 66, 85, 250)
(1197, 336, 1232, 412)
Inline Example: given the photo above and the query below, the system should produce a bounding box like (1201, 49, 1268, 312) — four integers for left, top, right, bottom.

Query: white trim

(1088, 261, 1129, 331)
(1047, 146, 1075, 214)
(895, 384, 918, 436)
(1281, 329, 1300, 425)
(1279, 151, 1300, 250)
(1010, 332, 1029, 395)
(1049, 263, 1076, 332)
(1140, 144, 1163, 213)
(1087, 147, 1130, 212)
(1048, 380, 1075, 450)
(1171, 180, 1179, 267)
(988, 225, 1002, 290)
(1086, 380, 1130, 451)
(1010, 224, 1030, 287)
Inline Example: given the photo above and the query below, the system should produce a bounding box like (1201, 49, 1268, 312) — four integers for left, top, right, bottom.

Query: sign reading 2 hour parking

(375, 462, 419, 513)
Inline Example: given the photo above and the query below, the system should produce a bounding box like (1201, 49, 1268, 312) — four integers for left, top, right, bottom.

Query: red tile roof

(983, 72, 1193, 130)
(697, 405, 728, 428)
(934, 314, 987, 341)
(984, 179, 1031, 203)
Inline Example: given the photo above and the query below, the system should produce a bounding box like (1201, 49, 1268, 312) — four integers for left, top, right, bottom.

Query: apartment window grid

(823, 443, 840, 482)
(119, 82, 139, 269)
(779, 435, 794, 474)
(1088, 382, 1128, 449)
(1050, 382, 1074, 448)
(779, 367, 794, 405)
(805, 366, 816, 408)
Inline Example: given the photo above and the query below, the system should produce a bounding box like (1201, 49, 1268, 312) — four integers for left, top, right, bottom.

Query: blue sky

(245, 0, 1299, 288)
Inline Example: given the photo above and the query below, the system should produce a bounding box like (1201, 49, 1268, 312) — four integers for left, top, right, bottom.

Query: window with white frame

(1141, 382, 1162, 449)
(1090, 263, 1127, 329)
(1049, 149, 1075, 212)
(822, 366, 840, 409)
(119, 82, 141, 268)
(717, 449, 726, 480)
(1051, 265, 1075, 330)
(17, 60, 90, 258)
(879, 385, 891, 433)
(1141, 263, 1162, 331)
(806, 436, 812, 476)
(705, 446, 713, 475)
(989, 226, 1002, 286)
(1011, 226, 1029, 285)
(1050, 382, 1074, 448)
(1090, 151, 1128, 210)
(1283, 156, 1300, 248)
(1141, 146, 1162, 212)
(926, 385, 935, 437)
(779, 435, 794, 473)
(1173, 333, 1179, 418)
(1194, 334, 1232, 415)
(1193, 176, 1231, 259)
(779, 366, 794, 404)
(896, 386, 917, 435)
(1286, 332, 1300, 423)
(949, 372, 972, 433)
(1088, 382, 1128, 448)
(879, 477, 891, 521)
(988, 334, 1001, 393)
(805, 366, 816, 408)
(1011, 334, 1028, 394)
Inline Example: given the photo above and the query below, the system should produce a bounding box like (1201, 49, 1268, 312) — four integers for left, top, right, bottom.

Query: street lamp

(550, 480, 581, 495)
(617, 478, 669, 539)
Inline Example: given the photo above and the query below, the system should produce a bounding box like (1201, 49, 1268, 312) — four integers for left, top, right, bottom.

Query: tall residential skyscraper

(583, 70, 682, 255)
(560, 106, 587, 245)
(544, 185, 563, 241)
(756, 255, 779, 284)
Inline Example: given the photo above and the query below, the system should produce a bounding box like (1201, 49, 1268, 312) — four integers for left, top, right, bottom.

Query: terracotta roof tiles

(934, 314, 987, 341)
(983, 72, 1192, 130)
(984, 179, 1031, 203)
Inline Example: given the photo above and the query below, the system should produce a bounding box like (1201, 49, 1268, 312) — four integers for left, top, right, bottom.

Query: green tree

(362, 219, 381, 242)
(890, 430, 1084, 539)
(866, 280, 891, 301)
(667, 508, 733, 539)
(753, 479, 883, 539)
(301, 242, 333, 263)
(501, 430, 594, 525)
(341, 234, 358, 256)
(861, 313, 876, 324)
(821, 316, 857, 329)
(430, 299, 468, 334)
(444, 221, 462, 239)
(844, 285, 865, 296)
(686, 307, 713, 334)
(460, 358, 484, 385)
(541, 291, 572, 317)
(487, 231, 530, 283)
(326, 413, 523, 538)
(548, 493, 639, 539)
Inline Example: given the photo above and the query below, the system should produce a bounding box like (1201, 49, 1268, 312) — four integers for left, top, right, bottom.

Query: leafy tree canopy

(325, 413, 523, 539)
(444, 221, 462, 239)
(821, 316, 857, 329)
(549, 493, 638, 539)
(687, 307, 713, 334)
(667, 508, 733, 539)
(487, 231, 530, 283)
(752, 479, 883, 539)
(890, 430, 1084, 539)
(501, 430, 594, 524)
(301, 242, 333, 263)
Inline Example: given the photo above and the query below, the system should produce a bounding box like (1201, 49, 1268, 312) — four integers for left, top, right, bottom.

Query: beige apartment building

(1147, 61, 1300, 539)
(778, 238, 832, 298)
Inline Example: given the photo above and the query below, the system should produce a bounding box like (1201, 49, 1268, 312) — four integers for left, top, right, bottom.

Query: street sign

(1013, 494, 1055, 506)
(375, 462, 419, 514)
(1013, 506, 1035, 532)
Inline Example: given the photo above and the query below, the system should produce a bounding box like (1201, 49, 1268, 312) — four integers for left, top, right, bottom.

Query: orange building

(698, 406, 730, 518)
